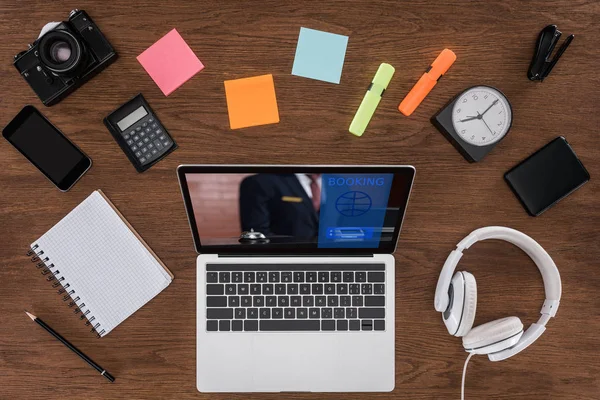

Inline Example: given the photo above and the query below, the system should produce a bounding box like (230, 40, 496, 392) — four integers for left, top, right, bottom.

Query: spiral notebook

(29, 190, 173, 337)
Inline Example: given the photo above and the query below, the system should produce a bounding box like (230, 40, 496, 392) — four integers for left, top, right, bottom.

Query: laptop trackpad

(197, 332, 394, 392)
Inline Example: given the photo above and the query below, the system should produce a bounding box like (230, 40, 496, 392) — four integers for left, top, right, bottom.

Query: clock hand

(480, 99, 499, 117)
(478, 112, 494, 135)
(459, 116, 479, 122)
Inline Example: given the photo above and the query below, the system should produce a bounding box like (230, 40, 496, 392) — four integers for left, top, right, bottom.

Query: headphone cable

(461, 352, 474, 400)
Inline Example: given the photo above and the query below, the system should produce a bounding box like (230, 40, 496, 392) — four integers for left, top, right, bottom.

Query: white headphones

(434, 226, 562, 361)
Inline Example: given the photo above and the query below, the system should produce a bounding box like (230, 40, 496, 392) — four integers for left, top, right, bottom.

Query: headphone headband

(434, 227, 561, 315)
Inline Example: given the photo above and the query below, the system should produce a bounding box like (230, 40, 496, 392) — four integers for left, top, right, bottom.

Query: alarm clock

(432, 86, 513, 162)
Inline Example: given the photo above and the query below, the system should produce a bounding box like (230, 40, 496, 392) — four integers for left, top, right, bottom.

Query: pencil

(25, 311, 115, 382)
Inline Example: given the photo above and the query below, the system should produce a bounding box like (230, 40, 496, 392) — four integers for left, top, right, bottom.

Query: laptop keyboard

(205, 263, 386, 332)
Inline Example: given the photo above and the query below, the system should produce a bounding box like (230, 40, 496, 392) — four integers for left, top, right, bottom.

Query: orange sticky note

(224, 74, 280, 129)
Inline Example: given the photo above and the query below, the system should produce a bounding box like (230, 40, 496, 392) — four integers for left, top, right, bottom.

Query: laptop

(177, 165, 415, 393)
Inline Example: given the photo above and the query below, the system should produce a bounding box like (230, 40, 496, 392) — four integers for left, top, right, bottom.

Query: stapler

(528, 25, 574, 81)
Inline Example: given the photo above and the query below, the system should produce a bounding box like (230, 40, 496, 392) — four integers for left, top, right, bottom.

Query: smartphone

(2, 105, 92, 191)
(504, 136, 590, 216)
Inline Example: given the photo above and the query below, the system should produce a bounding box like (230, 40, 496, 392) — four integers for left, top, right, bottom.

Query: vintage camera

(14, 9, 117, 106)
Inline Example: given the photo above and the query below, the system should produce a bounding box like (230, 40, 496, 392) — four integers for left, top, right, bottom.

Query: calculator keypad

(121, 116, 172, 166)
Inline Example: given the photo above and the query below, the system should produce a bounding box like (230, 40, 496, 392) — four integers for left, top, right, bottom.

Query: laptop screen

(177, 166, 415, 255)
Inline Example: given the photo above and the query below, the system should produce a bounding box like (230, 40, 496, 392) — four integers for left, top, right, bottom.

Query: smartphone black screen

(3, 106, 91, 191)
(505, 137, 590, 216)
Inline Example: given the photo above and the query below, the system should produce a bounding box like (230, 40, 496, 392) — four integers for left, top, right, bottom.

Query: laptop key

(244, 272, 255, 282)
(207, 296, 227, 307)
(291, 296, 301, 307)
(322, 308, 333, 319)
(263, 284, 274, 295)
(219, 272, 230, 283)
(334, 308, 345, 318)
(318, 272, 329, 282)
(232, 320, 243, 331)
(253, 296, 264, 307)
(275, 284, 286, 294)
(232, 272, 243, 283)
(256, 272, 267, 282)
(374, 284, 385, 294)
(337, 320, 348, 331)
(225, 284, 236, 295)
(359, 308, 385, 319)
(287, 284, 298, 294)
(356, 272, 366, 282)
(238, 284, 249, 295)
(325, 284, 335, 294)
(349, 320, 360, 331)
(219, 320, 230, 331)
(248, 308, 258, 319)
(328, 296, 338, 306)
(241, 296, 252, 307)
(284, 308, 295, 319)
(306, 272, 317, 282)
(309, 308, 320, 318)
(331, 272, 342, 282)
(312, 284, 323, 294)
(303, 296, 314, 306)
(269, 272, 280, 282)
(368, 272, 385, 282)
(251, 284, 261, 295)
(349, 284, 360, 294)
(361, 284, 373, 294)
(322, 320, 335, 331)
(300, 284, 310, 294)
(343, 272, 354, 282)
(207, 320, 218, 331)
(272, 308, 283, 319)
(362, 320, 373, 331)
(260, 320, 320, 331)
(294, 272, 304, 282)
(229, 296, 240, 307)
(278, 296, 289, 307)
(260, 308, 271, 319)
(374, 320, 385, 331)
(206, 272, 218, 283)
(235, 308, 246, 319)
(316, 296, 326, 306)
(337, 284, 348, 294)
(347, 308, 357, 319)
(281, 272, 292, 282)
(207, 308, 233, 319)
(266, 296, 277, 306)
(244, 320, 258, 331)
(206, 284, 224, 295)
(297, 308, 308, 318)
(340, 296, 351, 306)
(365, 296, 385, 307)
(352, 296, 364, 306)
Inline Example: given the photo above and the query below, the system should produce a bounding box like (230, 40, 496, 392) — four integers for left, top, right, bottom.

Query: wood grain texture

(1, 1, 599, 399)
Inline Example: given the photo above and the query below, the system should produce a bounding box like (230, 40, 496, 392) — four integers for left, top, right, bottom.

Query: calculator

(103, 94, 177, 172)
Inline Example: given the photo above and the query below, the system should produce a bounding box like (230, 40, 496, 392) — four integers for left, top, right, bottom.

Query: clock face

(451, 86, 512, 147)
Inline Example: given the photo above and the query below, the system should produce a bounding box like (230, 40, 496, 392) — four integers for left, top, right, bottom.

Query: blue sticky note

(292, 27, 349, 84)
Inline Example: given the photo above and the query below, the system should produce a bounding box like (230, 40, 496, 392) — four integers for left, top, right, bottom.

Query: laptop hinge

(217, 254, 376, 258)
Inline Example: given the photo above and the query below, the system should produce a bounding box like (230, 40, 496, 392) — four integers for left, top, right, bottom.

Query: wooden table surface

(1, 1, 599, 399)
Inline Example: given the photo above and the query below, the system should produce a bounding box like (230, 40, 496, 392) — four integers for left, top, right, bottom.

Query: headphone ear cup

(462, 316, 524, 355)
(442, 271, 477, 337)
(454, 272, 477, 337)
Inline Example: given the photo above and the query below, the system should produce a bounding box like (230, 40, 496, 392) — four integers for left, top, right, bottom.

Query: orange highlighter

(398, 49, 456, 116)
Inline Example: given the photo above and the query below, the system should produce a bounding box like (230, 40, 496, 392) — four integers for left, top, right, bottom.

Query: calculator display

(117, 106, 148, 131)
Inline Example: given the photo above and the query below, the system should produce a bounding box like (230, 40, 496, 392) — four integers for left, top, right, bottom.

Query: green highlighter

(349, 63, 395, 137)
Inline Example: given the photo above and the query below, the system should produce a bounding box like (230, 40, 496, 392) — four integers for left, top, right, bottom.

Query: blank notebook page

(32, 191, 172, 337)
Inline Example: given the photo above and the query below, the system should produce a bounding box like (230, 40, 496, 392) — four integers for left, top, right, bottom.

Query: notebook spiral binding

(27, 244, 106, 338)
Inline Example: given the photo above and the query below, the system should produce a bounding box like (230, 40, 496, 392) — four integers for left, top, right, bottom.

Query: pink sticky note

(137, 28, 204, 96)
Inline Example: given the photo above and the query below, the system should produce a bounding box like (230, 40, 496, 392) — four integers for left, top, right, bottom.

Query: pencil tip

(25, 311, 36, 320)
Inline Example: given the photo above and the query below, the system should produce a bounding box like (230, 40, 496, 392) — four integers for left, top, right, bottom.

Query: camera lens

(49, 41, 72, 63)
(38, 30, 83, 75)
